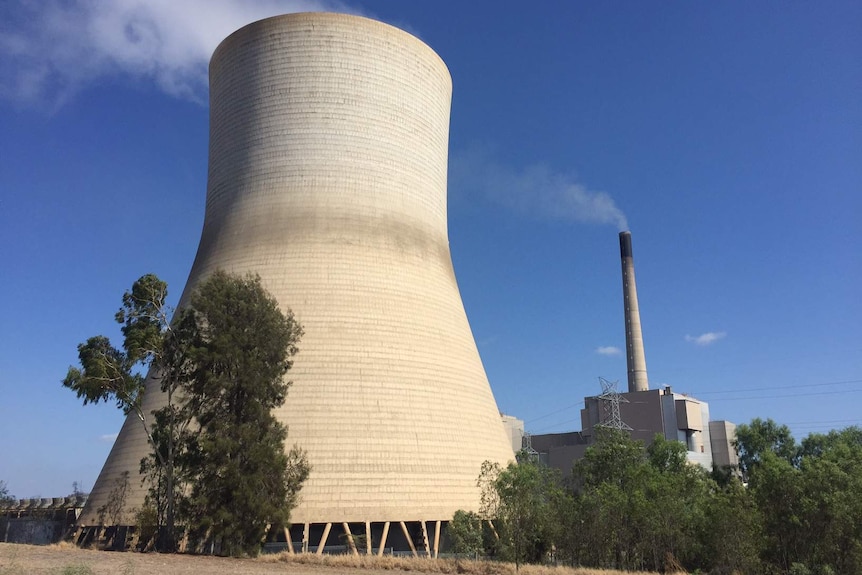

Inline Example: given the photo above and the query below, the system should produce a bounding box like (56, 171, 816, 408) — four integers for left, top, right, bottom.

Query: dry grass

(47, 542, 78, 552)
(0, 543, 681, 575)
(258, 552, 674, 575)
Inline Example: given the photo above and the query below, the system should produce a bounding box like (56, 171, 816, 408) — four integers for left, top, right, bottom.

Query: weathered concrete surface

(1, 518, 64, 545)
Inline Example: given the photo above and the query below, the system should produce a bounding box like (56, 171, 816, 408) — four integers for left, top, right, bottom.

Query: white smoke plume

(450, 146, 629, 231)
(0, 0, 352, 109)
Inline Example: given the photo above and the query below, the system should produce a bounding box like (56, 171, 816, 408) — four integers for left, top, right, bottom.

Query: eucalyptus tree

(63, 274, 185, 550)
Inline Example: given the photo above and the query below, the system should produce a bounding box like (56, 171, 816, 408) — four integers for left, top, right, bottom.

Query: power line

(708, 388, 862, 402)
(524, 401, 584, 424)
(689, 378, 862, 397)
(784, 418, 861, 425)
(791, 424, 862, 432)
(531, 419, 581, 434)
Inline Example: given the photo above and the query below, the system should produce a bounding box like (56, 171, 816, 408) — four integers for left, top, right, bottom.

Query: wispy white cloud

(476, 335, 499, 347)
(596, 346, 622, 356)
(0, 0, 351, 109)
(450, 145, 629, 231)
(685, 331, 726, 346)
(99, 433, 119, 443)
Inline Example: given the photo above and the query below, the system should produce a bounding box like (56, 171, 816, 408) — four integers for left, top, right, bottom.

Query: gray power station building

(529, 232, 737, 474)
(80, 13, 514, 554)
(532, 386, 737, 472)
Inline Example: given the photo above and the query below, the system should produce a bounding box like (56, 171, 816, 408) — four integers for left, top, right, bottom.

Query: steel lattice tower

(595, 377, 632, 431)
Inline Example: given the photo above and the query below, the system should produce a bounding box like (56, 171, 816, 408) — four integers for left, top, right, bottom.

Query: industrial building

(500, 414, 526, 454)
(80, 12, 514, 555)
(530, 386, 738, 473)
(529, 232, 737, 474)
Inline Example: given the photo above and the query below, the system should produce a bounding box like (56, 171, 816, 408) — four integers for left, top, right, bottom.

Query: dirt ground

(0, 543, 663, 575)
(0, 543, 388, 575)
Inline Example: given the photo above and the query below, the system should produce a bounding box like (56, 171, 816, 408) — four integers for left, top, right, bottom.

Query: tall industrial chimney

(620, 231, 649, 392)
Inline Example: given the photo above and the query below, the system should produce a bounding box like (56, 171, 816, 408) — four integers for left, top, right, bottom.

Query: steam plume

(450, 146, 629, 231)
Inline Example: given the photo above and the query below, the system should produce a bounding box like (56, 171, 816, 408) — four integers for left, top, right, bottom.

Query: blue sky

(1, 0, 859, 498)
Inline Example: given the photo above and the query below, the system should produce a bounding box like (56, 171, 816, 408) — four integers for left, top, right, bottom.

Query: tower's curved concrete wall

(82, 12, 514, 527)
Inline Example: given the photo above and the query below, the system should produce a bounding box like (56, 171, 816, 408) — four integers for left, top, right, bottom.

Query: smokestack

(620, 231, 649, 392)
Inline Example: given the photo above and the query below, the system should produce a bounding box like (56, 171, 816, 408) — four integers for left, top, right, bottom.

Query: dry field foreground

(0, 543, 669, 575)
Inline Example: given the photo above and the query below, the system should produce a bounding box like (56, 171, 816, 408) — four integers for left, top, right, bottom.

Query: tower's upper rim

(211, 12, 451, 83)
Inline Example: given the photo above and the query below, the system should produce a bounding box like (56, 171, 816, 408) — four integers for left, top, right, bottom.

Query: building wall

(501, 414, 525, 453)
(708, 420, 739, 469)
(582, 389, 670, 446)
(684, 397, 714, 469)
(546, 444, 589, 473)
(530, 432, 588, 453)
(1, 497, 84, 545)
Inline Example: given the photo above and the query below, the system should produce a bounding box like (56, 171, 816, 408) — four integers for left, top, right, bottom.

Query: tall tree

(571, 431, 714, 572)
(794, 427, 862, 573)
(733, 417, 797, 480)
(63, 274, 184, 550)
(480, 451, 565, 570)
(641, 436, 711, 570)
(173, 271, 308, 556)
(748, 451, 804, 571)
(574, 427, 645, 490)
(700, 480, 762, 575)
(572, 430, 650, 570)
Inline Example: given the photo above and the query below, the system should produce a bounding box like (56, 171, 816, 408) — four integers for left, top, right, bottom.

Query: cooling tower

(620, 231, 649, 392)
(80, 12, 515, 551)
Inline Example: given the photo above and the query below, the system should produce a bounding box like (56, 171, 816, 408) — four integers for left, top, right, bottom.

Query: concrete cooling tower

(80, 12, 515, 553)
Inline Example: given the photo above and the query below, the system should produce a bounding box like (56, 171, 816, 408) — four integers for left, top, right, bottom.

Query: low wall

(1, 517, 66, 545)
